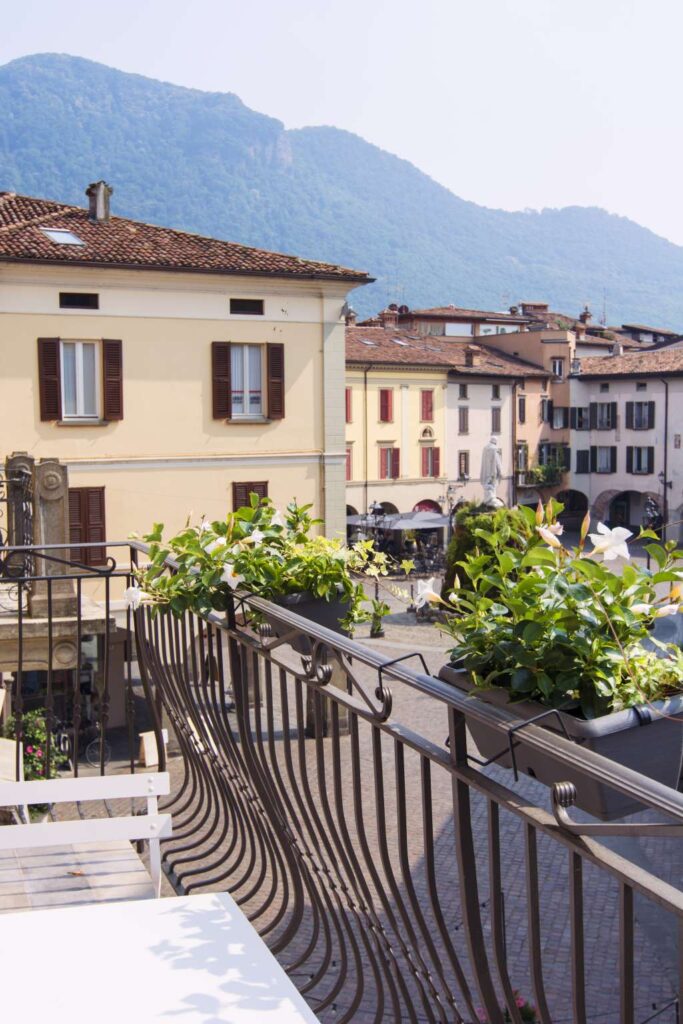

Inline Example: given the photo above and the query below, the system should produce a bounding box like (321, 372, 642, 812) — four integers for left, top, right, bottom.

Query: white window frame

(60, 340, 101, 421)
(596, 446, 612, 473)
(230, 344, 264, 419)
(633, 402, 650, 430)
(596, 403, 612, 430)
(551, 357, 564, 378)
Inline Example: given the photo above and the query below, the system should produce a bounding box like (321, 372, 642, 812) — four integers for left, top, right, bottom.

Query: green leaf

(645, 544, 667, 569)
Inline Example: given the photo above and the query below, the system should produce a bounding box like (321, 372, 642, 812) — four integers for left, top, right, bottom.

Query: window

(492, 384, 500, 400)
(571, 407, 590, 430)
(591, 446, 617, 474)
(69, 487, 106, 566)
(625, 401, 655, 430)
(636, 382, 647, 392)
(40, 228, 85, 247)
(518, 395, 526, 424)
(421, 446, 441, 478)
(458, 451, 470, 480)
(540, 397, 551, 423)
(491, 406, 501, 434)
(420, 390, 434, 421)
(211, 342, 284, 420)
(231, 344, 263, 417)
(593, 402, 616, 430)
(516, 443, 529, 471)
(379, 447, 400, 479)
(459, 383, 468, 399)
(458, 406, 469, 434)
(379, 389, 393, 423)
(345, 387, 352, 424)
(230, 298, 264, 316)
(551, 357, 565, 378)
(232, 481, 268, 510)
(599, 383, 609, 393)
(61, 341, 100, 419)
(37, 337, 123, 423)
(59, 292, 99, 310)
(552, 406, 569, 430)
(627, 446, 654, 475)
(465, 352, 474, 367)
(576, 450, 589, 474)
(346, 447, 352, 481)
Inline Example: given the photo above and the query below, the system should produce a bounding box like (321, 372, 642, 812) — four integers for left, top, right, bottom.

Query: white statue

(480, 436, 504, 507)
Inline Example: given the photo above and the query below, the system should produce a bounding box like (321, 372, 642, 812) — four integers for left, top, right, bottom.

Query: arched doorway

(413, 499, 442, 513)
(346, 505, 358, 517)
(379, 501, 399, 515)
(598, 490, 661, 531)
(555, 490, 588, 530)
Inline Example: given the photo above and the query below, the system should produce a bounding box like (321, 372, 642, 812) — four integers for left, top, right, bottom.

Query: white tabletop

(0, 891, 321, 1023)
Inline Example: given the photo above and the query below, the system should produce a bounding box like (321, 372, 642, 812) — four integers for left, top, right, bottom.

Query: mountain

(2, 52, 683, 325)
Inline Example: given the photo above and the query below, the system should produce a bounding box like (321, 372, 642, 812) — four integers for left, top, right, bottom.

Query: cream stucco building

(0, 183, 371, 555)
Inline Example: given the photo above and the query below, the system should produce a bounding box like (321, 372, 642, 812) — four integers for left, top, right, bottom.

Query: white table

(0, 891, 321, 1023)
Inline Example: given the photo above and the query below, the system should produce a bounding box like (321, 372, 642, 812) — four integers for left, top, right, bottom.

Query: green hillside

(2, 52, 682, 325)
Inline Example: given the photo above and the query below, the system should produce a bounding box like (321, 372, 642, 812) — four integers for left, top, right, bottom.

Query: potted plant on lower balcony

(128, 494, 387, 638)
(431, 501, 683, 820)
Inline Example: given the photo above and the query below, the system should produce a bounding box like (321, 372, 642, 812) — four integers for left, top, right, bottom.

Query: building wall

(445, 378, 514, 505)
(345, 366, 447, 513)
(0, 263, 359, 542)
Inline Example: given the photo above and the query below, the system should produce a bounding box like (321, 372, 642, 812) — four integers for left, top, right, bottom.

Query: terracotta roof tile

(0, 191, 371, 282)
(405, 304, 529, 322)
(577, 348, 683, 377)
(346, 326, 547, 376)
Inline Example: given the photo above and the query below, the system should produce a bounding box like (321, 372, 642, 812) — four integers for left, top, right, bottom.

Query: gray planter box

(439, 665, 683, 820)
(270, 591, 348, 653)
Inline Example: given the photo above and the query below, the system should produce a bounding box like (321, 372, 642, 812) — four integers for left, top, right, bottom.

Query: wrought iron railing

(0, 468, 34, 579)
(130, 543, 683, 1024)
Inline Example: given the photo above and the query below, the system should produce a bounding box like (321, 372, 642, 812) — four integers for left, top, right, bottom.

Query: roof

(401, 304, 529, 323)
(0, 191, 371, 283)
(577, 349, 683, 378)
(345, 326, 547, 377)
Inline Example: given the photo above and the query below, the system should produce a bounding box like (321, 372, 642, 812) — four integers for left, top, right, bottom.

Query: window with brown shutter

(267, 344, 285, 419)
(379, 389, 393, 423)
(68, 487, 106, 567)
(212, 342, 232, 419)
(102, 340, 123, 420)
(232, 481, 268, 510)
(345, 388, 352, 424)
(38, 338, 62, 420)
(420, 390, 433, 422)
(345, 448, 352, 481)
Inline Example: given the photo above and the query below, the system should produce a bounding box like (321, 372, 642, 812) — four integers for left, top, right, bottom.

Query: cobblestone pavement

(61, 581, 681, 1023)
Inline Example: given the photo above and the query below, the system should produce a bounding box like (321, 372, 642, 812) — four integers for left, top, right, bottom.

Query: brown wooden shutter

(647, 447, 655, 474)
(648, 401, 656, 429)
(610, 447, 617, 473)
(68, 487, 106, 566)
(433, 447, 440, 477)
(589, 403, 597, 429)
(102, 340, 123, 421)
(626, 447, 633, 474)
(69, 489, 85, 565)
(212, 342, 232, 419)
(232, 482, 268, 510)
(625, 402, 634, 429)
(38, 338, 62, 421)
(590, 446, 597, 472)
(391, 448, 400, 479)
(267, 344, 285, 419)
(610, 402, 617, 429)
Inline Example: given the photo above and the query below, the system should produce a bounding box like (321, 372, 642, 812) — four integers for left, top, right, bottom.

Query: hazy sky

(3, 0, 683, 243)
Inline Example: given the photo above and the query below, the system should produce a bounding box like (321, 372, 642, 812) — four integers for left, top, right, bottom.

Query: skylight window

(358, 339, 377, 347)
(392, 338, 410, 347)
(40, 228, 86, 247)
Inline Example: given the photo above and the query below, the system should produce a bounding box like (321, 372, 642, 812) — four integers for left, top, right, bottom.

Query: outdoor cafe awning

(347, 511, 450, 531)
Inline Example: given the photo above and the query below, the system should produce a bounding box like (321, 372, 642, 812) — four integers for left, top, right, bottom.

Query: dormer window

(465, 352, 474, 368)
(40, 228, 86, 247)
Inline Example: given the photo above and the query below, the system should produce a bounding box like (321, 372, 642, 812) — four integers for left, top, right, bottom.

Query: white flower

(588, 522, 632, 561)
(205, 537, 227, 554)
(124, 584, 150, 610)
(199, 521, 211, 532)
(537, 526, 562, 549)
(220, 564, 244, 590)
(548, 522, 564, 536)
(271, 509, 286, 528)
(245, 528, 265, 545)
(449, 591, 460, 604)
(656, 604, 681, 617)
(415, 577, 440, 608)
(631, 603, 652, 615)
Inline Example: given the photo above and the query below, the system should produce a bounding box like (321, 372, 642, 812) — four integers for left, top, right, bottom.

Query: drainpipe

(511, 380, 519, 506)
(364, 365, 371, 515)
(660, 378, 670, 541)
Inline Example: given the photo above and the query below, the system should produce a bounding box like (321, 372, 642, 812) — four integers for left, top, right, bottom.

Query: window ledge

(225, 417, 271, 424)
(57, 419, 109, 427)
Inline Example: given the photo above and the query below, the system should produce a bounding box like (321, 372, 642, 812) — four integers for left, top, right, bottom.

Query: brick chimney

(379, 307, 399, 329)
(579, 305, 592, 325)
(86, 180, 113, 223)
(345, 308, 357, 326)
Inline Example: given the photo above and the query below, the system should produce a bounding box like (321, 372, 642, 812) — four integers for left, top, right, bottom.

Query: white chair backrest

(0, 772, 171, 897)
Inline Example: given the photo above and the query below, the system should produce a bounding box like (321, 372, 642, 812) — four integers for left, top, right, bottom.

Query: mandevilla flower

(588, 522, 632, 561)
(416, 577, 440, 608)
(656, 604, 681, 618)
(270, 509, 286, 528)
(246, 528, 265, 545)
(536, 525, 562, 549)
(205, 537, 227, 554)
(124, 584, 151, 610)
(220, 564, 244, 590)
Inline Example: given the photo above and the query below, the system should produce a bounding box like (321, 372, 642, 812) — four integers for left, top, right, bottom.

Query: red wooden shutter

(38, 338, 62, 421)
(379, 389, 392, 422)
(379, 450, 387, 480)
(267, 344, 285, 419)
(69, 489, 85, 565)
(212, 342, 232, 419)
(391, 448, 400, 479)
(421, 390, 433, 421)
(102, 339, 123, 420)
(433, 447, 440, 477)
(346, 448, 352, 481)
(345, 388, 352, 424)
(421, 448, 428, 477)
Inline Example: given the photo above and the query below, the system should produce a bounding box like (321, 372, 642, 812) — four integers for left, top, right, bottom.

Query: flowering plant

(477, 991, 539, 1022)
(439, 500, 683, 719)
(128, 495, 392, 633)
(3, 709, 62, 780)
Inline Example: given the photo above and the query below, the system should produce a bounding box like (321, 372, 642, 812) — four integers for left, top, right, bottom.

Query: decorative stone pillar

(28, 459, 76, 617)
